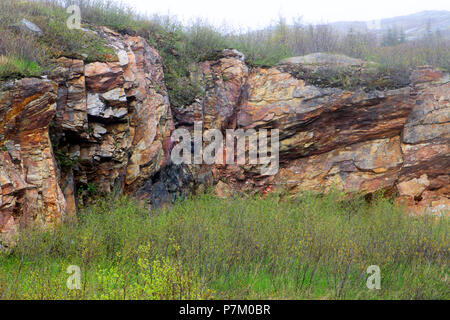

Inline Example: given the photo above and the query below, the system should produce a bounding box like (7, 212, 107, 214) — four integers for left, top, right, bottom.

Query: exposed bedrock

(1, 43, 449, 242)
(176, 52, 449, 216)
(48, 27, 174, 206)
(0, 78, 66, 243)
(1, 27, 174, 242)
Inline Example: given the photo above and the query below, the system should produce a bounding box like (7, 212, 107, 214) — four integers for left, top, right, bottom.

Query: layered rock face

(173, 49, 248, 131)
(49, 27, 174, 205)
(175, 52, 449, 215)
(1, 42, 449, 243)
(0, 28, 174, 243)
(0, 78, 66, 242)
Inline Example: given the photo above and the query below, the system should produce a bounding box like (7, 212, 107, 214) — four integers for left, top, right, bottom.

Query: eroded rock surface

(49, 27, 174, 203)
(1, 44, 449, 243)
(179, 53, 449, 216)
(173, 49, 248, 131)
(0, 28, 174, 243)
(0, 78, 67, 243)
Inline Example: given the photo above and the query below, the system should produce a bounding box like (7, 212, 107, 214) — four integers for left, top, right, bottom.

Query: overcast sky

(125, 0, 450, 30)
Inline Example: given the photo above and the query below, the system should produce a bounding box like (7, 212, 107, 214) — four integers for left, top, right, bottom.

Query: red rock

(0, 78, 66, 243)
(85, 62, 124, 93)
(181, 51, 449, 214)
(1, 30, 175, 240)
(2, 42, 450, 242)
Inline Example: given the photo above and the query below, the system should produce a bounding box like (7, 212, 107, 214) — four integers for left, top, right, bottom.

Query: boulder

(278, 52, 408, 90)
(13, 19, 43, 36)
(280, 53, 367, 67)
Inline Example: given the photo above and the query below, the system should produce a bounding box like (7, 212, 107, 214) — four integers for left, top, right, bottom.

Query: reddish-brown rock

(49, 57, 88, 135)
(0, 78, 67, 244)
(50, 27, 174, 200)
(182, 51, 449, 215)
(173, 49, 248, 131)
(1, 28, 175, 242)
(122, 35, 174, 191)
(2, 42, 449, 244)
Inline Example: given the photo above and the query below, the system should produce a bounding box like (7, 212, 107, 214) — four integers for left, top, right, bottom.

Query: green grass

(0, 0, 117, 80)
(1, 192, 448, 300)
(0, 57, 43, 80)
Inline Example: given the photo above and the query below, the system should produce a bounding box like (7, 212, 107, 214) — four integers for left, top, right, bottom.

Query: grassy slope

(1, 193, 448, 300)
(0, 0, 117, 80)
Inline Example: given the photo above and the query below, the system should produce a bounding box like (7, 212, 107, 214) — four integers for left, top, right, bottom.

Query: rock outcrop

(1, 40, 449, 244)
(175, 52, 449, 216)
(0, 28, 174, 244)
(0, 78, 66, 243)
(50, 27, 174, 203)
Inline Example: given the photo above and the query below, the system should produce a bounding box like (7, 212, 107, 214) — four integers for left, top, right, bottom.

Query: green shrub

(0, 26, 48, 79)
(94, 244, 205, 300)
(0, 56, 42, 79)
(1, 193, 448, 300)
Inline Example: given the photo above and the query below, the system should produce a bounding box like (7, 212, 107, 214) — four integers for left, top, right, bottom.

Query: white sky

(125, 0, 450, 30)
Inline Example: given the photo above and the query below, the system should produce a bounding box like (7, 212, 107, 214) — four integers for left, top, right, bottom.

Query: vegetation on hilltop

(0, 0, 117, 80)
(1, 0, 450, 107)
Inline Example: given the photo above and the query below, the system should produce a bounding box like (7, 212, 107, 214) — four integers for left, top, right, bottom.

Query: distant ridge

(329, 10, 450, 39)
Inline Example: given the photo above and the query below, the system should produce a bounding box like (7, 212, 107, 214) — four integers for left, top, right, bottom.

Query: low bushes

(1, 192, 448, 300)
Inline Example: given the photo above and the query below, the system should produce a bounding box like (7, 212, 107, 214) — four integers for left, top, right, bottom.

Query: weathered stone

(3, 40, 450, 242)
(91, 122, 107, 139)
(277, 52, 407, 90)
(121, 36, 174, 191)
(86, 93, 106, 117)
(410, 66, 446, 86)
(397, 174, 430, 198)
(238, 66, 414, 161)
(403, 81, 450, 145)
(101, 87, 127, 107)
(275, 136, 403, 194)
(85, 62, 124, 93)
(215, 180, 232, 199)
(176, 49, 249, 131)
(49, 57, 88, 134)
(280, 53, 367, 68)
(182, 51, 449, 214)
(60, 169, 77, 221)
(0, 78, 66, 242)
(13, 19, 43, 36)
(0, 29, 176, 239)
(86, 92, 127, 121)
(138, 163, 193, 207)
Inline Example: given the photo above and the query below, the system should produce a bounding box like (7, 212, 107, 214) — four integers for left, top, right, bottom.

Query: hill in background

(330, 10, 450, 39)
